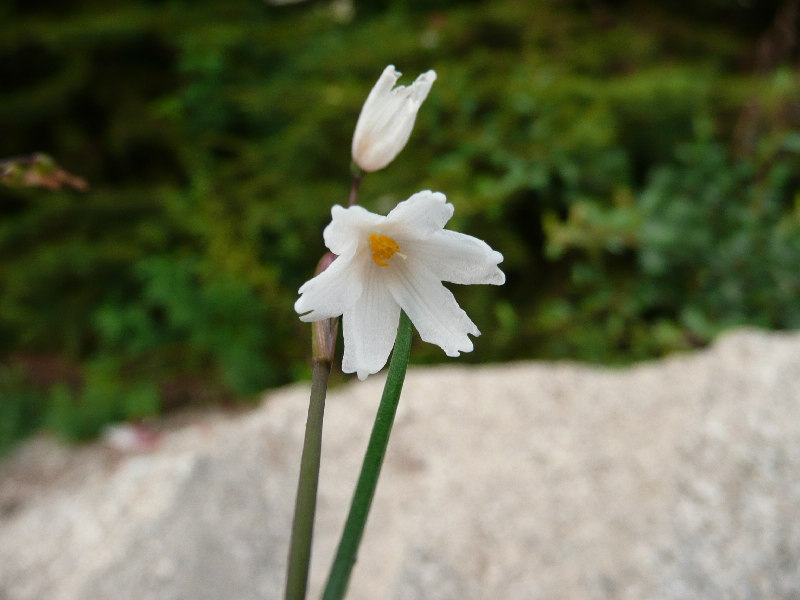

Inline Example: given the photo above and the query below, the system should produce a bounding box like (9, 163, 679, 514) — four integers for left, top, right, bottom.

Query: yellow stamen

(369, 233, 402, 267)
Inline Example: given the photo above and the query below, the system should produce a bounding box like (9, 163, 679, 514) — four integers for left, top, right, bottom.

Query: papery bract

(295, 191, 505, 380)
(351, 65, 437, 173)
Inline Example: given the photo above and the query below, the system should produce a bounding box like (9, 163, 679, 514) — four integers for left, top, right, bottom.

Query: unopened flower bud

(351, 65, 436, 173)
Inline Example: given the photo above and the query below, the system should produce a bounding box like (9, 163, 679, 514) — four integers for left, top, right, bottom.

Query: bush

(1, 0, 798, 449)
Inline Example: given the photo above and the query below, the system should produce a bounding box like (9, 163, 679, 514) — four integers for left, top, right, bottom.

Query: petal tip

(342, 362, 374, 381)
(491, 267, 506, 285)
(378, 64, 401, 83)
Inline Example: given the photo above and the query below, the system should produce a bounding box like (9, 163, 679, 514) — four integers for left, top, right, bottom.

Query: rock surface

(2, 329, 800, 599)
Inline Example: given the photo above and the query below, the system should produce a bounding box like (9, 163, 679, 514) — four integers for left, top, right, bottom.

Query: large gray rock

(1, 329, 800, 599)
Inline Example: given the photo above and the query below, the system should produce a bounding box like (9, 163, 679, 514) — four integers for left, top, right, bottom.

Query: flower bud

(351, 65, 436, 173)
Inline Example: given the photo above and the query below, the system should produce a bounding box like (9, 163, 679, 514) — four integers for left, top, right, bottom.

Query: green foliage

(639, 140, 800, 327)
(95, 255, 279, 395)
(45, 361, 160, 442)
(0, 366, 51, 455)
(1, 0, 799, 451)
(542, 133, 800, 361)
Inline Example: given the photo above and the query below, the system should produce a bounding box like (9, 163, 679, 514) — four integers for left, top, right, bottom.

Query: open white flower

(351, 65, 437, 173)
(295, 191, 505, 380)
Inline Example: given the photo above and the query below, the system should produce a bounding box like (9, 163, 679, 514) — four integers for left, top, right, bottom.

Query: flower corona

(369, 233, 403, 267)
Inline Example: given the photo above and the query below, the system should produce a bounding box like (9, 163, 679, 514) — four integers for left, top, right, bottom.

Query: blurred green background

(1, 0, 799, 452)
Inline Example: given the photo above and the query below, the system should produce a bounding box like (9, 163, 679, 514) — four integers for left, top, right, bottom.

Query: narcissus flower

(295, 191, 505, 380)
(351, 65, 437, 173)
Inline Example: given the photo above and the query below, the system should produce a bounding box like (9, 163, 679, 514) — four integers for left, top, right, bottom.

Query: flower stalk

(284, 356, 330, 600)
(285, 255, 340, 600)
(322, 311, 413, 600)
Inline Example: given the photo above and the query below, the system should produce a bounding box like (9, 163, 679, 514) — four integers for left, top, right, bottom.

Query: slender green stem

(284, 358, 332, 600)
(322, 312, 413, 600)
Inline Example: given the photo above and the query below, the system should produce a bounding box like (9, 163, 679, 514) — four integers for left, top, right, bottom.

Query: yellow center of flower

(369, 233, 403, 267)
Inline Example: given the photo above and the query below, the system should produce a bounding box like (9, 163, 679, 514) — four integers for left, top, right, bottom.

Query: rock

(2, 329, 800, 599)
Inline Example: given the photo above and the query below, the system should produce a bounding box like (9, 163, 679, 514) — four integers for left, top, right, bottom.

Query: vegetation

(1, 0, 799, 451)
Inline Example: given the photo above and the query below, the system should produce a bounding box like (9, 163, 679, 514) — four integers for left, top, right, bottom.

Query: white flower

(351, 65, 437, 173)
(295, 191, 505, 380)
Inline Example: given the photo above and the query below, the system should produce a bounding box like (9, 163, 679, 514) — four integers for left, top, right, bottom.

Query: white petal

(410, 70, 436, 101)
(358, 65, 401, 123)
(386, 260, 479, 357)
(341, 267, 401, 380)
(295, 254, 364, 322)
(323, 204, 384, 257)
(385, 190, 453, 240)
(409, 229, 505, 285)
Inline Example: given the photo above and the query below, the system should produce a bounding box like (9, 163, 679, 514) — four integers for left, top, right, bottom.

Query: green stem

(322, 311, 413, 600)
(284, 358, 331, 600)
